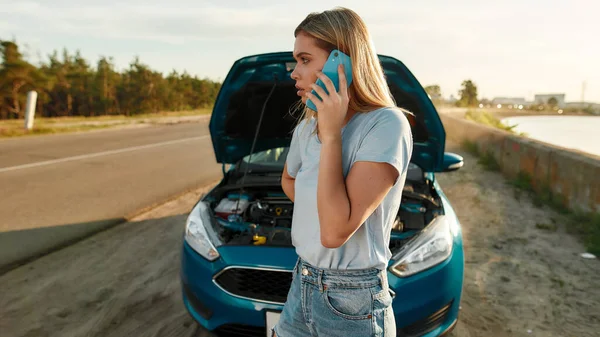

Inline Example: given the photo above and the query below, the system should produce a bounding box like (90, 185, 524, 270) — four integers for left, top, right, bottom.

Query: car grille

(211, 237, 408, 305)
(214, 267, 292, 304)
(214, 324, 265, 337)
(398, 301, 453, 337)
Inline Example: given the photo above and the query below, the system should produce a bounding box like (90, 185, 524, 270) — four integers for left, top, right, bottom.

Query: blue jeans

(273, 258, 396, 337)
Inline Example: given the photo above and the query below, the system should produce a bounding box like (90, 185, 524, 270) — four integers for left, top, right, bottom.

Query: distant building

(534, 93, 566, 107)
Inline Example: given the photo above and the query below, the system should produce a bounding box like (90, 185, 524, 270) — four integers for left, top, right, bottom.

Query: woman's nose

(290, 67, 299, 80)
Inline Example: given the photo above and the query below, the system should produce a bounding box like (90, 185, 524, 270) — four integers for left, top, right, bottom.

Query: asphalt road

(0, 120, 223, 233)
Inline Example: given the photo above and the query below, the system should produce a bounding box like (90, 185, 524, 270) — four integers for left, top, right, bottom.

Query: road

(0, 120, 224, 271)
(0, 119, 222, 232)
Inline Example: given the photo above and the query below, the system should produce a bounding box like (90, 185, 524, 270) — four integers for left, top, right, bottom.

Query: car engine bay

(203, 163, 444, 249)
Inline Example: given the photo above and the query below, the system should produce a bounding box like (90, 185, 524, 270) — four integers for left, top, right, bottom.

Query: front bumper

(180, 243, 298, 332)
(180, 232, 464, 337)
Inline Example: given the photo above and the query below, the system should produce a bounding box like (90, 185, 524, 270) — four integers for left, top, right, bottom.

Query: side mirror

(442, 152, 464, 172)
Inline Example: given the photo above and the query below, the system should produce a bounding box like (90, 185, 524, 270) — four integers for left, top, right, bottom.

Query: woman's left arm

(317, 136, 399, 248)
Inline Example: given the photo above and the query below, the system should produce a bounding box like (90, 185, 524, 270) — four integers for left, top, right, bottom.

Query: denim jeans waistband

(295, 257, 388, 290)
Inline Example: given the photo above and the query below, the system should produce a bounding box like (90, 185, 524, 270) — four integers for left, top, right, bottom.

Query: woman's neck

(343, 109, 358, 126)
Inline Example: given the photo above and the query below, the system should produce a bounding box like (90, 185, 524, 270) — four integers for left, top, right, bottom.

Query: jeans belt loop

(318, 270, 325, 293)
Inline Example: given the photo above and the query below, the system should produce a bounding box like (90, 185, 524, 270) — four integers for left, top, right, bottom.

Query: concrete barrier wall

(440, 114, 600, 214)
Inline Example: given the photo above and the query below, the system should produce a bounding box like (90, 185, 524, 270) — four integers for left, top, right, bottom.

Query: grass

(465, 109, 517, 132)
(550, 276, 565, 288)
(511, 168, 599, 254)
(462, 140, 500, 171)
(464, 109, 528, 136)
(0, 123, 129, 137)
(478, 151, 500, 171)
(568, 212, 600, 256)
(0, 109, 212, 138)
(508, 171, 600, 255)
(536, 222, 558, 232)
(509, 172, 570, 212)
(462, 139, 479, 155)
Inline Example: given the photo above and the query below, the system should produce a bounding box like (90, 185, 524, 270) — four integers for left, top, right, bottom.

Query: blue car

(180, 52, 465, 337)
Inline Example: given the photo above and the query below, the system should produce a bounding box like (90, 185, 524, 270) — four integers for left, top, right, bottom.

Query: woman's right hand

(304, 65, 350, 142)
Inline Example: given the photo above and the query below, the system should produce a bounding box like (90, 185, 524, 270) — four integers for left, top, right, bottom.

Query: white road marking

(0, 135, 209, 173)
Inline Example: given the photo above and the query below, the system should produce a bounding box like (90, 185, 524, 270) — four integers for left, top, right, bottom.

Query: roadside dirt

(1, 143, 599, 337)
(439, 145, 600, 337)
(0, 182, 219, 337)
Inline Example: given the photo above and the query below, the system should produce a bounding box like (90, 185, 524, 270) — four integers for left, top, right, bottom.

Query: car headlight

(185, 201, 221, 261)
(390, 215, 453, 277)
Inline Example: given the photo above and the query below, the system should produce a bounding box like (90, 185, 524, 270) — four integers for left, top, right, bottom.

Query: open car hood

(209, 52, 446, 172)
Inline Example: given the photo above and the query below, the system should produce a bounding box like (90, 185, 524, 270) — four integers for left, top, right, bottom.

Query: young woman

(274, 7, 414, 337)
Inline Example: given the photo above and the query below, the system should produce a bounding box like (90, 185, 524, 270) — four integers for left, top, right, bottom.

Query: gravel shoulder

(440, 144, 600, 337)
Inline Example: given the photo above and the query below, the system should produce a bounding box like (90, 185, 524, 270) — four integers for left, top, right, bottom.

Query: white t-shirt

(286, 106, 413, 270)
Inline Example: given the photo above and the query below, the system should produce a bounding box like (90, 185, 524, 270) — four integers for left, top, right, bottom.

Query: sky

(1, 0, 599, 102)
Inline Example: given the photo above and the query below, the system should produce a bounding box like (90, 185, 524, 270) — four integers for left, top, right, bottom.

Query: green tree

(424, 84, 443, 106)
(0, 39, 222, 119)
(117, 57, 165, 115)
(424, 85, 441, 99)
(93, 56, 121, 115)
(69, 51, 94, 116)
(457, 79, 478, 107)
(0, 40, 45, 119)
(40, 49, 77, 117)
(547, 97, 558, 109)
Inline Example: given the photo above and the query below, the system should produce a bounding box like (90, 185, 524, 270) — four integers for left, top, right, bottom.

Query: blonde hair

(293, 7, 397, 122)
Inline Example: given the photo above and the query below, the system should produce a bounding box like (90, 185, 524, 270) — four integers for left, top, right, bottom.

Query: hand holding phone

(306, 49, 353, 112)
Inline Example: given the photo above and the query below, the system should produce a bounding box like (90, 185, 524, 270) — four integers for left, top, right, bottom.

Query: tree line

(0, 39, 222, 120)
(425, 80, 479, 107)
(425, 80, 597, 114)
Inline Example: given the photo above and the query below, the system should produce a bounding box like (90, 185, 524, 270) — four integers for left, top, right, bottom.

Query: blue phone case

(306, 49, 353, 112)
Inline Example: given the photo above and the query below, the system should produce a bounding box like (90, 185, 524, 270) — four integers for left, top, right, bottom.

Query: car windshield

(239, 147, 289, 170)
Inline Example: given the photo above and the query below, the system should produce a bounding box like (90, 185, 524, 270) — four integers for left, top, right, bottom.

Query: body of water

(501, 115, 600, 157)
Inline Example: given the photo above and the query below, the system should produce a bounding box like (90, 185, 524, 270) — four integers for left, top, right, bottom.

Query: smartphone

(306, 49, 353, 112)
